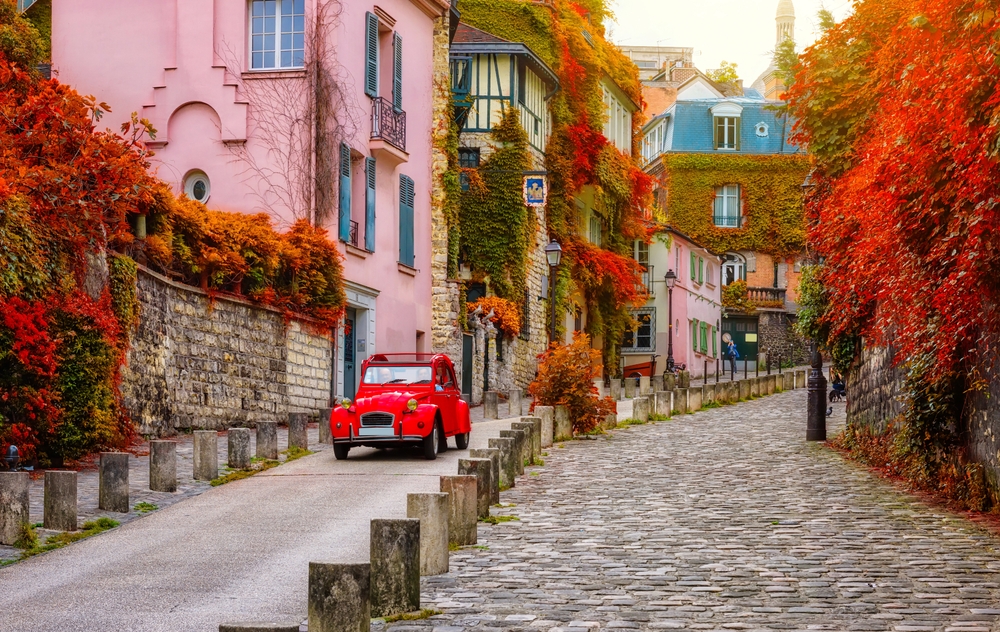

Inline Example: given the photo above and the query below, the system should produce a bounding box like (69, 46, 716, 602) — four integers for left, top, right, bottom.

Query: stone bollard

(687, 388, 703, 412)
(651, 375, 664, 393)
(0, 471, 29, 546)
(654, 391, 673, 418)
(508, 389, 522, 417)
(702, 384, 716, 406)
(784, 372, 794, 391)
(228, 428, 252, 470)
(766, 374, 776, 395)
(638, 376, 651, 396)
(554, 405, 572, 442)
(458, 458, 493, 518)
(483, 391, 499, 420)
(632, 397, 650, 422)
(488, 437, 517, 490)
(664, 373, 676, 392)
(440, 475, 478, 546)
(499, 429, 527, 475)
(220, 623, 301, 632)
(99, 452, 129, 513)
(406, 492, 449, 576)
(149, 440, 177, 493)
(469, 448, 501, 504)
(535, 406, 554, 447)
(369, 518, 420, 617)
(193, 430, 219, 481)
(602, 413, 617, 431)
(678, 370, 691, 389)
(319, 408, 333, 444)
(308, 562, 370, 632)
(673, 388, 689, 414)
(739, 379, 752, 401)
(511, 422, 537, 464)
(610, 379, 622, 401)
(795, 369, 806, 389)
(519, 417, 542, 461)
(774, 373, 784, 393)
(623, 377, 636, 399)
(257, 421, 278, 460)
(288, 413, 309, 450)
(44, 470, 77, 531)
(750, 377, 761, 398)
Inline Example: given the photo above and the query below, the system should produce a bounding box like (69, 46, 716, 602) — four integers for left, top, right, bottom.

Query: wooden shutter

(392, 32, 403, 111)
(690, 252, 696, 280)
(399, 174, 415, 266)
(364, 157, 376, 252)
(339, 143, 352, 242)
(691, 320, 698, 351)
(698, 257, 704, 284)
(712, 326, 717, 357)
(365, 12, 379, 98)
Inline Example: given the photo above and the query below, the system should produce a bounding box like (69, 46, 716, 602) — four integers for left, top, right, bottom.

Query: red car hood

(354, 390, 427, 411)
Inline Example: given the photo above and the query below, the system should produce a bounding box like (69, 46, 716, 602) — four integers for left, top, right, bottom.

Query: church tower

(776, 0, 795, 45)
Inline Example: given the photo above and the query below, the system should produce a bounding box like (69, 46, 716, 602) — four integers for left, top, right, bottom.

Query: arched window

(722, 252, 746, 286)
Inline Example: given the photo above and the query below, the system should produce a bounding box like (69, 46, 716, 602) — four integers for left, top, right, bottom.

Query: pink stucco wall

(52, 0, 445, 370)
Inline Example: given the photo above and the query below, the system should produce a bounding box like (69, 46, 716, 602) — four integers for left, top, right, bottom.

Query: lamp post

(664, 269, 677, 373)
(545, 239, 562, 345)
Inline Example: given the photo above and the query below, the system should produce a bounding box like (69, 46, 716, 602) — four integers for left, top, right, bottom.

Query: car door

(431, 360, 457, 434)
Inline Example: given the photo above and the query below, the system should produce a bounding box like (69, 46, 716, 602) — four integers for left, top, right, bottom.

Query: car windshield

(362, 364, 434, 386)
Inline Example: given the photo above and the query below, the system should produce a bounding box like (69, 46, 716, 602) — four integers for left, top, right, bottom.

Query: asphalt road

(0, 418, 515, 632)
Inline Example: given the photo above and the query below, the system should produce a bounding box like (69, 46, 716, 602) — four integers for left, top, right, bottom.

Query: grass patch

(649, 413, 670, 421)
(14, 523, 37, 550)
(17, 518, 120, 561)
(529, 471, 540, 476)
(532, 457, 545, 466)
(381, 609, 442, 623)
(448, 542, 460, 551)
(133, 502, 158, 513)
(618, 418, 647, 427)
(282, 446, 314, 462)
(479, 514, 520, 525)
(541, 452, 549, 457)
(473, 545, 489, 550)
(30, 522, 42, 528)
(701, 401, 722, 409)
(493, 502, 516, 508)
(210, 459, 279, 486)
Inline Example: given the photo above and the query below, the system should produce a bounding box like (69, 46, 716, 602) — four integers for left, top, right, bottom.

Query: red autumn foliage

(529, 333, 616, 434)
(786, 0, 1000, 382)
(565, 239, 649, 308)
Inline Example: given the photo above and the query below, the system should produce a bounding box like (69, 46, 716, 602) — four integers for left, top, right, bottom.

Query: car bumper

(332, 424, 427, 444)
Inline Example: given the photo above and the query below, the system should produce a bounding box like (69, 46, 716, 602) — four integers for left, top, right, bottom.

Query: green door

(721, 315, 759, 364)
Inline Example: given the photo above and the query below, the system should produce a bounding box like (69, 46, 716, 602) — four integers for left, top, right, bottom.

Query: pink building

(51, 0, 453, 399)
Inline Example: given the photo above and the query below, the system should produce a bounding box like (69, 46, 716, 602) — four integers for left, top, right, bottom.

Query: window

(364, 157, 376, 252)
(634, 240, 649, 270)
(250, 0, 305, 70)
(714, 116, 740, 150)
(699, 321, 708, 354)
(458, 148, 479, 192)
(713, 185, 741, 228)
(399, 175, 415, 266)
(590, 215, 602, 246)
(364, 12, 378, 97)
(338, 143, 352, 242)
(723, 252, 746, 285)
(622, 308, 655, 352)
(690, 251, 696, 281)
(183, 171, 210, 203)
(707, 262, 714, 285)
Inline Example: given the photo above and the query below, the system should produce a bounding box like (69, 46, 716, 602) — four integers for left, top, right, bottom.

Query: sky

(608, 0, 855, 87)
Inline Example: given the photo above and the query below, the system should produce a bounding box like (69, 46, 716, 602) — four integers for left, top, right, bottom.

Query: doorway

(344, 307, 357, 400)
(721, 314, 759, 367)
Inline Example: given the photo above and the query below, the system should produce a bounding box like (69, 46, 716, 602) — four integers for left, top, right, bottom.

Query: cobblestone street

(405, 390, 1000, 632)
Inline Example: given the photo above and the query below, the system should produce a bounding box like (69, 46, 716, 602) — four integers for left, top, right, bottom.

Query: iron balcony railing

(639, 265, 654, 297)
(348, 220, 359, 248)
(713, 214, 743, 228)
(371, 97, 406, 152)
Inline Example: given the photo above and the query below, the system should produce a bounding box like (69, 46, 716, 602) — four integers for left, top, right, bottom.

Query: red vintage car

(330, 353, 471, 460)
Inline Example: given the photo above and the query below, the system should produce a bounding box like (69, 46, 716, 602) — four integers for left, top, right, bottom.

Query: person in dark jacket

(727, 340, 739, 377)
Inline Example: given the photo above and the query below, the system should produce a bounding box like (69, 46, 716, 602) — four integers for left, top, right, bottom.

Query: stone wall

(121, 267, 332, 436)
(758, 310, 809, 366)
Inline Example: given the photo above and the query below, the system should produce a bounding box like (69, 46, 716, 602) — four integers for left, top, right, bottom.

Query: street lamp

(664, 269, 677, 373)
(545, 239, 562, 344)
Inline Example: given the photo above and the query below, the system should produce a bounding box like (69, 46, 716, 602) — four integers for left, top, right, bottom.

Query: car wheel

(455, 432, 469, 450)
(422, 425, 439, 460)
(436, 421, 448, 453)
(333, 444, 350, 460)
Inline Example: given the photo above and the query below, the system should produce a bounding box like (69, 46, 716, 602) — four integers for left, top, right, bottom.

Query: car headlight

(407, 398, 418, 412)
(341, 398, 352, 410)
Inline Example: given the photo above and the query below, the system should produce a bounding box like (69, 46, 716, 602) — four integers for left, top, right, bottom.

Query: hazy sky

(608, 0, 854, 87)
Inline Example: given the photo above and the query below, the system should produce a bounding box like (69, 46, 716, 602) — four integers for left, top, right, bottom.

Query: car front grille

(360, 412, 395, 427)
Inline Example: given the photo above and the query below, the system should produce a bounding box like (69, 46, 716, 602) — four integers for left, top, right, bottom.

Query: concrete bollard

(508, 389, 522, 417)
(44, 470, 77, 531)
(767, 374, 776, 395)
(774, 373, 784, 393)
(194, 430, 219, 481)
(664, 373, 676, 392)
(0, 472, 29, 546)
(673, 388, 689, 414)
(784, 372, 794, 391)
(687, 388, 703, 412)
(369, 518, 420, 617)
(536, 406, 554, 447)
(257, 421, 278, 460)
(149, 440, 177, 493)
(440, 475, 478, 546)
(219, 623, 301, 632)
(99, 452, 129, 513)
(651, 375, 664, 394)
(519, 416, 542, 461)
(483, 391, 499, 420)
(638, 376, 651, 396)
(750, 377, 761, 398)
(602, 413, 617, 430)
(406, 492, 449, 576)
(488, 437, 517, 490)
(458, 458, 493, 518)
(702, 384, 716, 406)
(654, 391, 673, 418)
(739, 379, 752, 401)
(499, 429, 527, 475)
(632, 397, 650, 422)
(308, 562, 370, 632)
(511, 422, 537, 464)
(678, 370, 691, 389)
(610, 378, 622, 401)
(795, 369, 806, 389)
(288, 413, 309, 450)
(469, 448, 501, 504)
(554, 405, 572, 442)
(623, 377, 636, 399)
(319, 408, 333, 444)
(228, 428, 252, 470)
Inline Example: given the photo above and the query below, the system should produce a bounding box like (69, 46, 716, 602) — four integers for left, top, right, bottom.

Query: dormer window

(710, 101, 743, 151)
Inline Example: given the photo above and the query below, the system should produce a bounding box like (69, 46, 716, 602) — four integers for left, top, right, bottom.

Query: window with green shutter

(690, 252, 696, 280)
(698, 257, 704, 284)
(711, 325, 717, 357)
(691, 319, 698, 351)
(338, 143, 352, 242)
(392, 32, 403, 111)
(364, 12, 379, 98)
(364, 157, 376, 252)
(398, 174, 415, 266)
(699, 321, 708, 354)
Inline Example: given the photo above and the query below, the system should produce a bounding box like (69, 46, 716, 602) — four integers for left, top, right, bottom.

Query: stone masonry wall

(121, 267, 332, 436)
(758, 310, 809, 366)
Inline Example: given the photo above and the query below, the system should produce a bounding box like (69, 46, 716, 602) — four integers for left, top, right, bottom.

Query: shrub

(467, 296, 522, 338)
(528, 333, 616, 434)
(721, 280, 756, 314)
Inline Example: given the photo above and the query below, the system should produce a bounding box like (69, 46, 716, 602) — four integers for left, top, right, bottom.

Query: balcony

(747, 286, 786, 309)
(450, 55, 473, 130)
(370, 97, 407, 164)
(639, 265, 655, 298)
(713, 214, 743, 228)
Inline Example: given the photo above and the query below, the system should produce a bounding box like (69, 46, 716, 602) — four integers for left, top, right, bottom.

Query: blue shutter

(364, 157, 376, 252)
(365, 12, 379, 98)
(398, 175, 415, 266)
(392, 32, 403, 111)
(339, 143, 352, 242)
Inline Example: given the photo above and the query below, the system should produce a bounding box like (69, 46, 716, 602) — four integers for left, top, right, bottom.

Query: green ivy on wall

(660, 153, 810, 258)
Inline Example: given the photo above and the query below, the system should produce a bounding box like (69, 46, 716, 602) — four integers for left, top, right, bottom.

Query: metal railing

(348, 220, 359, 248)
(713, 214, 742, 228)
(371, 97, 406, 152)
(639, 265, 655, 297)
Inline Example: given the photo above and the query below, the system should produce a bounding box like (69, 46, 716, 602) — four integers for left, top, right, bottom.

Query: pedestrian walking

(727, 340, 739, 378)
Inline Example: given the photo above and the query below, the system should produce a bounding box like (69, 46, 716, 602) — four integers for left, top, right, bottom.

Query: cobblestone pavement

(398, 390, 1000, 632)
(0, 423, 329, 563)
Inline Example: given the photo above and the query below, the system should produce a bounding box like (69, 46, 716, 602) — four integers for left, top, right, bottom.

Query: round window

(184, 171, 211, 203)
